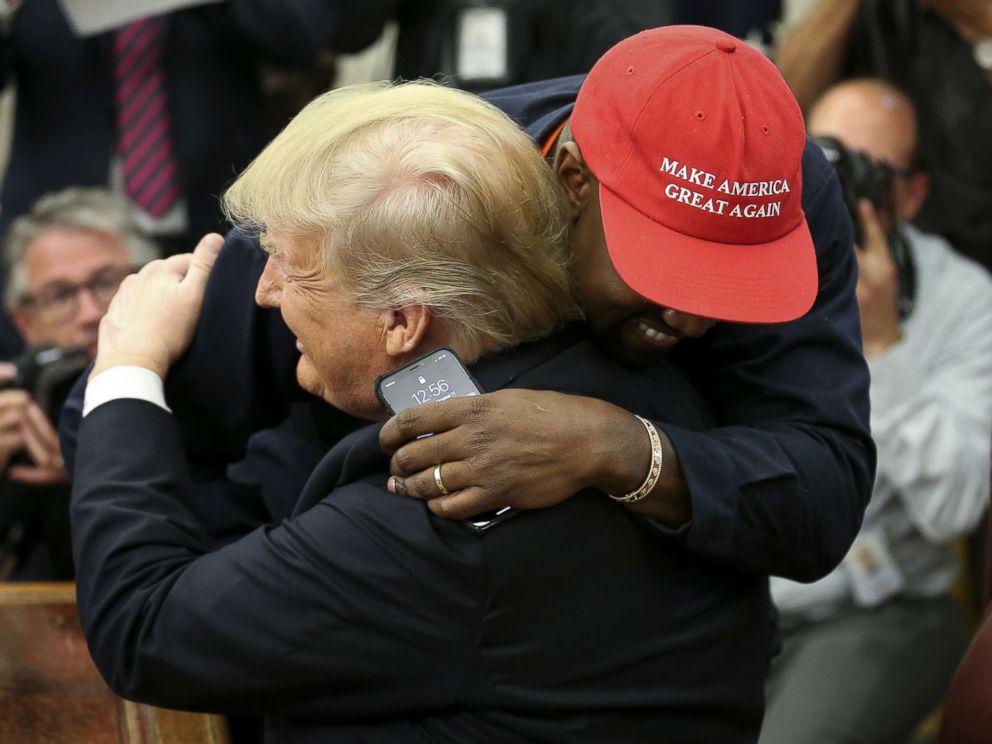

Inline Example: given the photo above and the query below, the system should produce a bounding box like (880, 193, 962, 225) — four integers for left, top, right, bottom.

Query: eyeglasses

(19, 267, 134, 325)
(889, 163, 915, 180)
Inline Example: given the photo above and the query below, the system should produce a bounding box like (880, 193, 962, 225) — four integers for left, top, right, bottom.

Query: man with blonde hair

(70, 82, 767, 741)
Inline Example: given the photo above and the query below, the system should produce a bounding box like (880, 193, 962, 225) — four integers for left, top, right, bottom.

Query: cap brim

(598, 183, 818, 324)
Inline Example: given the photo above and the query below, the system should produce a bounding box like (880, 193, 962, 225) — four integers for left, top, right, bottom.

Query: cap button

(716, 39, 737, 53)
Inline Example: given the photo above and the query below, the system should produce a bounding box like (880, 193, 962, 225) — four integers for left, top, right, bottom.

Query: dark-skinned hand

(379, 388, 649, 520)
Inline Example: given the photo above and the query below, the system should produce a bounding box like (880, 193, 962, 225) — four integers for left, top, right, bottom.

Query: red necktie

(114, 17, 180, 218)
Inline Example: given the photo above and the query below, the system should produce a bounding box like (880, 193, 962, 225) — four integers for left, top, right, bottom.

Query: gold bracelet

(609, 415, 663, 504)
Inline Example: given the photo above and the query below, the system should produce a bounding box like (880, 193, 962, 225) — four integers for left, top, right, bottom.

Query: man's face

(567, 175, 717, 366)
(807, 87, 922, 236)
(254, 230, 388, 419)
(13, 228, 133, 357)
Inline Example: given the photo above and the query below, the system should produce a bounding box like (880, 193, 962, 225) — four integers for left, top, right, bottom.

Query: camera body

(0, 345, 90, 424)
(813, 135, 894, 243)
(814, 135, 916, 318)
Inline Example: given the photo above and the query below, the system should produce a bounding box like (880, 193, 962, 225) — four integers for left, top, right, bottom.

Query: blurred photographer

(761, 79, 992, 744)
(0, 188, 154, 579)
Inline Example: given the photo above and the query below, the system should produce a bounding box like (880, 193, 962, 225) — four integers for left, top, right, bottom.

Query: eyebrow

(259, 233, 279, 256)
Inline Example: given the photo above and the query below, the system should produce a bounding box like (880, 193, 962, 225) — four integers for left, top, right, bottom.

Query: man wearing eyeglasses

(0, 187, 155, 579)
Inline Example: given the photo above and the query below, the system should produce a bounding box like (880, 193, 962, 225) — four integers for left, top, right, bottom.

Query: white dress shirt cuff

(83, 366, 171, 417)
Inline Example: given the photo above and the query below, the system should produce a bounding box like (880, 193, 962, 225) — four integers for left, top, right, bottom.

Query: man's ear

(382, 304, 431, 358)
(896, 171, 930, 223)
(554, 142, 594, 222)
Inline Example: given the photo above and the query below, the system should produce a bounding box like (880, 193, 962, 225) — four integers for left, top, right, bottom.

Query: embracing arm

(620, 165, 873, 580)
(60, 230, 299, 471)
(383, 146, 873, 582)
(164, 229, 300, 465)
(649, 149, 873, 580)
(72, 242, 476, 714)
(380, 390, 692, 527)
(72, 400, 475, 717)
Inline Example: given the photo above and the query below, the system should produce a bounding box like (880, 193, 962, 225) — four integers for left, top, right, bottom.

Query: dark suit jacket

(72, 329, 771, 743)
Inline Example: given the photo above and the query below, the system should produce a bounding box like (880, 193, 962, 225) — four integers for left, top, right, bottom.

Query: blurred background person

(0, 187, 153, 581)
(761, 79, 992, 744)
(0, 0, 366, 358)
(776, 0, 992, 270)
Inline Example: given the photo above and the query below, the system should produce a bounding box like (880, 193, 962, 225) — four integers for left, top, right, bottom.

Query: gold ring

(433, 464, 450, 496)
(50, 454, 64, 470)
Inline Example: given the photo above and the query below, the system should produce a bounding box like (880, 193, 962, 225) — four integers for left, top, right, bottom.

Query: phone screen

(375, 348, 517, 534)
(375, 347, 481, 415)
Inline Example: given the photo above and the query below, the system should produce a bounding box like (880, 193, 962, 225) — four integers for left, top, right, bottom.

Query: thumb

(855, 199, 887, 256)
(182, 233, 224, 291)
(0, 362, 16, 386)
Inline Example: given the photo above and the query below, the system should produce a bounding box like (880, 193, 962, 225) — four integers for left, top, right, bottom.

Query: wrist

(586, 403, 653, 496)
(607, 416, 663, 504)
(862, 325, 903, 358)
(90, 353, 168, 381)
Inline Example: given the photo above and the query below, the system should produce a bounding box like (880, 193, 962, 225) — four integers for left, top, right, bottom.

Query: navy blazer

(72, 330, 772, 743)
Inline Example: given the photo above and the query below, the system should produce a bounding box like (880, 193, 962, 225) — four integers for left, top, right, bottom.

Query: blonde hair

(223, 81, 579, 356)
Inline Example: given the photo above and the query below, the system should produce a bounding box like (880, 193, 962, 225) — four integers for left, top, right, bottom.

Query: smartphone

(374, 346, 482, 415)
(374, 347, 517, 534)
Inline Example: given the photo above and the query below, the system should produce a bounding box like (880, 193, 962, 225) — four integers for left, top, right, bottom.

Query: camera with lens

(0, 345, 86, 580)
(812, 135, 894, 245)
(813, 135, 916, 319)
(0, 345, 90, 424)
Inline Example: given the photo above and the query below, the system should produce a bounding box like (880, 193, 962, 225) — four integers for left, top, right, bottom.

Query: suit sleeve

(58, 374, 274, 548)
(481, 75, 583, 144)
(165, 227, 301, 466)
(60, 229, 301, 491)
(658, 142, 875, 582)
(58, 229, 344, 547)
(71, 399, 481, 717)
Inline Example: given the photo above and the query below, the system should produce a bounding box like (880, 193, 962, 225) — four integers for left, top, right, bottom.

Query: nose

(662, 308, 717, 339)
(255, 257, 283, 308)
(76, 286, 106, 325)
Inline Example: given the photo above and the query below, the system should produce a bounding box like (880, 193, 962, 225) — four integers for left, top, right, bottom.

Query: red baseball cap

(570, 25, 817, 323)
